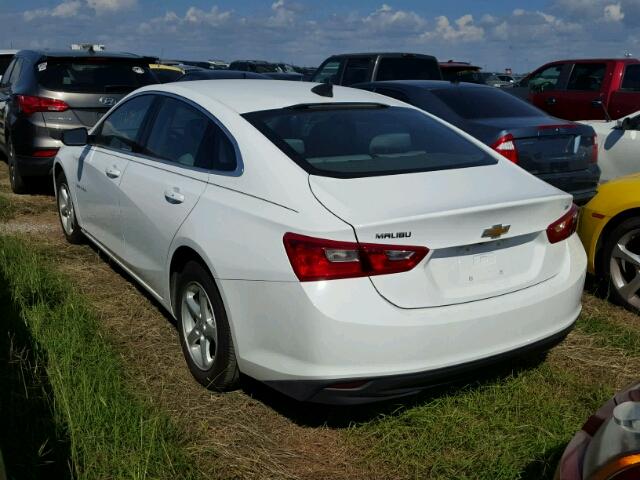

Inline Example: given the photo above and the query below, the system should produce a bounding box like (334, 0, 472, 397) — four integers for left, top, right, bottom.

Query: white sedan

(582, 111, 640, 182)
(53, 80, 586, 404)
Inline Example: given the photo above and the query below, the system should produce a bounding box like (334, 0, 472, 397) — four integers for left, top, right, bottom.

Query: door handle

(545, 97, 557, 105)
(105, 166, 121, 179)
(164, 188, 185, 204)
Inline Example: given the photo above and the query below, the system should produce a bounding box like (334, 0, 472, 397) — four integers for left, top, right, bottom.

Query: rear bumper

(15, 155, 55, 177)
(266, 323, 573, 405)
(220, 235, 587, 404)
(537, 165, 600, 205)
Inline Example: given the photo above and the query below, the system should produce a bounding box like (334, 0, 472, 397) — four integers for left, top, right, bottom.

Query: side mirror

(62, 127, 89, 146)
(620, 117, 633, 131)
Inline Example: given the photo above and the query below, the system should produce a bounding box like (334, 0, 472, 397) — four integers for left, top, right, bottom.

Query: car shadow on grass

(240, 351, 549, 428)
(0, 285, 73, 479)
(518, 443, 566, 480)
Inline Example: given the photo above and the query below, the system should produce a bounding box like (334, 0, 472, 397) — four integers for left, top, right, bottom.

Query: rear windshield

(37, 59, 157, 93)
(432, 87, 544, 119)
(244, 105, 496, 178)
(376, 57, 442, 81)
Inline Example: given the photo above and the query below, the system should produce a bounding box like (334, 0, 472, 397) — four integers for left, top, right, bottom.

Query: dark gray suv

(0, 50, 157, 193)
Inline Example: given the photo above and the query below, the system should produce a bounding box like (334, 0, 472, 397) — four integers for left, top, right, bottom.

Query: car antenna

(311, 82, 333, 98)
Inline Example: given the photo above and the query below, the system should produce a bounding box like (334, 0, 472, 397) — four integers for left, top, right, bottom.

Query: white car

(582, 111, 640, 182)
(53, 80, 586, 404)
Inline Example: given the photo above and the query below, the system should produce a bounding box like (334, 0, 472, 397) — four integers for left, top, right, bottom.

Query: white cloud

(183, 6, 231, 25)
(422, 14, 484, 42)
(363, 4, 426, 31)
(604, 3, 624, 21)
(24, 0, 83, 20)
(86, 0, 137, 14)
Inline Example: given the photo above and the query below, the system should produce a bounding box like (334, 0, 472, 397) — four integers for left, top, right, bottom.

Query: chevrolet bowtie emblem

(482, 224, 511, 239)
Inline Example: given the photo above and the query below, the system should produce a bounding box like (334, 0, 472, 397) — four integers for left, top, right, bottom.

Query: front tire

(602, 217, 640, 314)
(56, 172, 84, 244)
(7, 137, 27, 194)
(176, 261, 239, 391)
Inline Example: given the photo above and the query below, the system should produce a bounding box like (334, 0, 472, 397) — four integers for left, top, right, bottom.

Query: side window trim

(124, 91, 244, 177)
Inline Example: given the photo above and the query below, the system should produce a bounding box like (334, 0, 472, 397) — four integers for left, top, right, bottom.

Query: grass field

(1, 161, 639, 479)
(0, 236, 196, 479)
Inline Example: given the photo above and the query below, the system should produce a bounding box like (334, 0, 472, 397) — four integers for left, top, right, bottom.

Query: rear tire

(175, 261, 239, 391)
(8, 138, 27, 194)
(56, 172, 84, 244)
(602, 217, 640, 314)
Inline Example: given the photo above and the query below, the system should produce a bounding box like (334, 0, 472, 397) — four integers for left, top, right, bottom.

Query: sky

(0, 0, 638, 73)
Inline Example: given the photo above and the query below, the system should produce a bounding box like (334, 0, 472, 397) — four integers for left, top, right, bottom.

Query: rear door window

(37, 60, 156, 93)
(142, 97, 237, 171)
(621, 64, 640, 91)
(528, 64, 564, 92)
(567, 63, 606, 91)
(376, 57, 442, 81)
(342, 57, 372, 86)
(312, 60, 342, 83)
(7, 58, 23, 86)
(94, 94, 155, 152)
(244, 105, 496, 178)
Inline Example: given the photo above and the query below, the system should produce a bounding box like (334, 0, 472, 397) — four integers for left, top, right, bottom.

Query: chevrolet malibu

(53, 80, 587, 404)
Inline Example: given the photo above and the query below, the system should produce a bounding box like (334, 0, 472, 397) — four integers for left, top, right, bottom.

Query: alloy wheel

(57, 183, 76, 236)
(180, 282, 218, 371)
(610, 228, 640, 310)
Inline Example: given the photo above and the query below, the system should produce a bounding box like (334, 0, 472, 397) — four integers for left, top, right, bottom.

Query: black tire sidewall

(176, 261, 239, 390)
(7, 137, 26, 194)
(602, 216, 640, 313)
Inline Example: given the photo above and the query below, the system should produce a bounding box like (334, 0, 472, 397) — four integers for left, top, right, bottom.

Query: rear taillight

(547, 204, 578, 244)
(17, 95, 69, 115)
(31, 148, 59, 158)
(591, 134, 598, 164)
(491, 133, 519, 163)
(283, 233, 429, 282)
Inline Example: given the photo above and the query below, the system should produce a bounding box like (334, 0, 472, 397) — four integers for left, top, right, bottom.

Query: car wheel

(603, 217, 640, 314)
(56, 172, 83, 244)
(176, 261, 239, 390)
(7, 137, 27, 194)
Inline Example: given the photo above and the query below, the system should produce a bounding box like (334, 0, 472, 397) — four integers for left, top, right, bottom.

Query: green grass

(0, 194, 14, 222)
(350, 364, 612, 480)
(0, 235, 197, 480)
(576, 310, 640, 354)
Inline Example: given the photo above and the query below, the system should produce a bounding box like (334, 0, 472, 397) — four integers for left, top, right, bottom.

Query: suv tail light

(547, 204, 579, 244)
(283, 233, 429, 282)
(491, 133, 519, 163)
(591, 134, 598, 164)
(17, 95, 69, 115)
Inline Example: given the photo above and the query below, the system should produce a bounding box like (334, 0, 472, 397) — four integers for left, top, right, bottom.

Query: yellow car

(579, 173, 640, 313)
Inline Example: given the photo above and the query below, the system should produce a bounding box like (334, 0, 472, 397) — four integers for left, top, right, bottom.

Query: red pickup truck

(510, 58, 640, 120)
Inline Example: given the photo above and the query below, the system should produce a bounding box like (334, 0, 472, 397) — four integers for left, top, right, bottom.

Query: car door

(609, 63, 640, 119)
(75, 94, 155, 258)
(561, 61, 609, 120)
(119, 95, 235, 296)
(527, 62, 569, 118)
(0, 58, 18, 152)
(598, 113, 640, 181)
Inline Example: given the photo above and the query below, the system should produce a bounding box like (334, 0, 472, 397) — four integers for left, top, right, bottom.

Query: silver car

(0, 50, 157, 193)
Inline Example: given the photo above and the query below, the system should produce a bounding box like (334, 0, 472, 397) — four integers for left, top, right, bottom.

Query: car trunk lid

(309, 163, 574, 308)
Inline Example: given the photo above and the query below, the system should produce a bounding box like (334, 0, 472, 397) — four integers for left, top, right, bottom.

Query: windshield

(432, 87, 544, 119)
(244, 105, 496, 178)
(37, 60, 157, 93)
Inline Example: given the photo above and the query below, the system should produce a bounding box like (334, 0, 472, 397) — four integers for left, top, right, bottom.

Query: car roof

(356, 80, 494, 91)
(16, 49, 154, 61)
(136, 79, 407, 114)
(544, 58, 640, 64)
(0, 50, 18, 55)
(327, 52, 436, 59)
